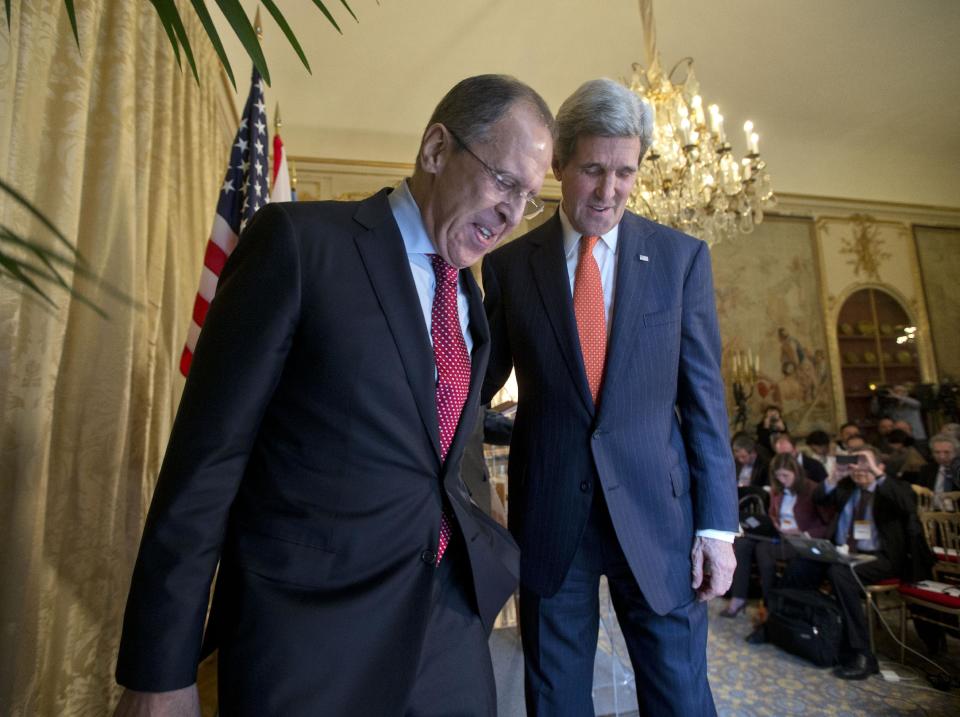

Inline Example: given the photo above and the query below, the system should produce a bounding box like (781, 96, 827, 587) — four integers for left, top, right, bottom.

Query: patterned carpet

(706, 600, 960, 717)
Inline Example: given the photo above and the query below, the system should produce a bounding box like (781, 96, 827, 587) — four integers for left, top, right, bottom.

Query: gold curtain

(0, 2, 232, 714)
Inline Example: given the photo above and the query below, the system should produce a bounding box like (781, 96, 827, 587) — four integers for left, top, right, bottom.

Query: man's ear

(552, 157, 563, 181)
(419, 123, 449, 175)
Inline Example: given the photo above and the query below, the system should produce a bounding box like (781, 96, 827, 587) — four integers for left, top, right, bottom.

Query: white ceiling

(212, 0, 960, 208)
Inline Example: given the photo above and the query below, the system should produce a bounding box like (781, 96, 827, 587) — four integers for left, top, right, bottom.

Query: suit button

(420, 549, 436, 565)
(592, 431, 601, 440)
(580, 481, 591, 492)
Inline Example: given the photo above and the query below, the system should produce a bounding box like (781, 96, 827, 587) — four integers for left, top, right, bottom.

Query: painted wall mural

(915, 225, 960, 381)
(711, 217, 835, 437)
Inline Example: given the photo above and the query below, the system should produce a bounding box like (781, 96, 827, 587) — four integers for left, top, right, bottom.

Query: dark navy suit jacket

(117, 190, 519, 715)
(482, 209, 738, 615)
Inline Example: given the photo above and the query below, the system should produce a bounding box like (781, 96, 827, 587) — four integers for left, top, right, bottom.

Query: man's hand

(114, 685, 200, 717)
(690, 536, 736, 602)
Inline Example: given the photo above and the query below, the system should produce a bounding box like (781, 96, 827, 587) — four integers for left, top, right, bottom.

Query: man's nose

(497, 195, 525, 229)
(594, 173, 616, 201)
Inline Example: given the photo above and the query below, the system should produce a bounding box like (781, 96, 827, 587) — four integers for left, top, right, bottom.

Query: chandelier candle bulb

(749, 132, 760, 156)
(691, 95, 706, 126)
(680, 117, 692, 146)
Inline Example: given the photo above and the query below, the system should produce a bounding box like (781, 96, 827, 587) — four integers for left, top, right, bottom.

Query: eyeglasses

(447, 127, 545, 221)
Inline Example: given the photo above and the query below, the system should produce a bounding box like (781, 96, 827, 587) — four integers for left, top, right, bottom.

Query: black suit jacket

(482, 211, 738, 615)
(814, 476, 926, 578)
(116, 191, 519, 715)
(910, 462, 959, 492)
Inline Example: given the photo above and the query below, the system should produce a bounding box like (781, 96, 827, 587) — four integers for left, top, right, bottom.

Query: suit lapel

(600, 213, 658, 415)
(353, 189, 442, 462)
(529, 215, 594, 415)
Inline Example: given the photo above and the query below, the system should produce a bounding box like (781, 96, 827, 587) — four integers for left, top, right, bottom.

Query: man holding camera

(756, 405, 787, 457)
(782, 446, 931, 679)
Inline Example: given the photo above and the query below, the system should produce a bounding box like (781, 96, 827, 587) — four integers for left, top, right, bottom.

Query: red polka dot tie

(573, 236, 606, 404)
(430, 254, 472, 564)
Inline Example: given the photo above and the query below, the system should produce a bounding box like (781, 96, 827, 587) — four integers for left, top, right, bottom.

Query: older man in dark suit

(482, 78, 738, 717)
(114, 75, 555, 717)
(783, 446, 932, 679)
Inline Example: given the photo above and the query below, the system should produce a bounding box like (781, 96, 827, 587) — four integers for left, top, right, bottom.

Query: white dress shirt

(388, 180, 472, 355)
(558, 205, 735, 544)
(779, 490, 798, 533)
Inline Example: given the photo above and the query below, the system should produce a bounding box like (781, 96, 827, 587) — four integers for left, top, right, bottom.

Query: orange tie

(573, 236, 606, 404)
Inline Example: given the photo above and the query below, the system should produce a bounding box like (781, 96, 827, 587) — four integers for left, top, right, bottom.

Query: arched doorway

(836, 288, 921, 428)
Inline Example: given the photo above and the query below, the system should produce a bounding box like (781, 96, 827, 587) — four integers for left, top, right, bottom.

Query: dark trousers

(519, 488, 715, 717)
(781, 554, 897, 656)
(731, 537, 798, 603)
(405, 534, 497, 717)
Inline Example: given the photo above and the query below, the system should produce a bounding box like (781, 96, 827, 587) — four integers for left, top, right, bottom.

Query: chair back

(937, 490, 960, 512)
(919, 511, 960, 576)
(739, 493, 766, 517)
(911, 483, 935, 513)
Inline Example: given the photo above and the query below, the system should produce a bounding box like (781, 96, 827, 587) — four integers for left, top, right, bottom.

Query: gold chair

(865, 580, 903, 659)
(898, 511, 960, 661)
(911, 483, 935, 513)
(919, 511, 960, 577)
(937, 490, 960, 512)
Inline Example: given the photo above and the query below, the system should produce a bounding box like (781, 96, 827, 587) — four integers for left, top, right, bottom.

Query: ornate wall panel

(711, 216, 835, 436)
(914, 225, 960, 381)
(816, 215, 937, 423)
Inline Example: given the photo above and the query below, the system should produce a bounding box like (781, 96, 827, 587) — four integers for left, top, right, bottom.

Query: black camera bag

(764, 588, 842, 667)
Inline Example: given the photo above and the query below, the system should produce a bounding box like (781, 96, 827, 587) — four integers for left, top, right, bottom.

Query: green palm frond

(0, 1, 361, 313)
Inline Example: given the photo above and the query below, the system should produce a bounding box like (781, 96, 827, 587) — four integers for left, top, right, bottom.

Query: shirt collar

(559, 203, 619, 259)
(388, 179, 437, 256)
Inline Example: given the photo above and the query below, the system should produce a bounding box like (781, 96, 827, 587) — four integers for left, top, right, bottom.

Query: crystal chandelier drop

(625, 1, 776, 247)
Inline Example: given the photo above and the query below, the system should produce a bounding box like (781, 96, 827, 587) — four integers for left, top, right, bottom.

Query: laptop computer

(784, 535, 876, 566)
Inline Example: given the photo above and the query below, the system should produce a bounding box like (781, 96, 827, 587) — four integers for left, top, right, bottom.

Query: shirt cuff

(696, 529, 737, 543)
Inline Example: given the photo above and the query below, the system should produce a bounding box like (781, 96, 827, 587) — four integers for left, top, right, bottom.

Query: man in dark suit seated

(782, 445, 932, 680)
(909, 432, 959, 500)
(113, 75, 556, 717)
(733, 432, 769, 489)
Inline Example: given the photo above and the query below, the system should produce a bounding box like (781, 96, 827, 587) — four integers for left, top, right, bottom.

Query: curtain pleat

(0, 2, 231, 714)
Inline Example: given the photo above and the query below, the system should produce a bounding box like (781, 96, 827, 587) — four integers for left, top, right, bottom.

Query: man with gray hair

(912, 432, 960, 499)
(483, 78, 737, 716)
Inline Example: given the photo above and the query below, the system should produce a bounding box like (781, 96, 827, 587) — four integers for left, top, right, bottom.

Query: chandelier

(625, 0, 776, 246)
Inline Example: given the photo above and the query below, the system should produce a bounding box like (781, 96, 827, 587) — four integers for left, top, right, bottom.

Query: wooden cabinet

(837, 288, 920, 426)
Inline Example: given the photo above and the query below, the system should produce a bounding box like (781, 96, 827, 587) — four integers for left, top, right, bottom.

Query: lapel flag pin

(638, 254, 650, 262)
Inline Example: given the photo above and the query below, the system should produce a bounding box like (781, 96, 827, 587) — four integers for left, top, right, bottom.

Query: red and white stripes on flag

(180, 67, 269, 377)
(270, 133, 292, 203)
(179, 215, 239, 376)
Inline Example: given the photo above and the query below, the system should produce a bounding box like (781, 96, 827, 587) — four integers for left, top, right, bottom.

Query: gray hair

(930, 433, 960, 452)
(554, 78, 653, 168)
(421, 74, 555, 156)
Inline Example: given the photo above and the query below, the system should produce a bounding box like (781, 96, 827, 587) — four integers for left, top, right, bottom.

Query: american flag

(270, 132, 292, 203)
(180, 68, 270, 377)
